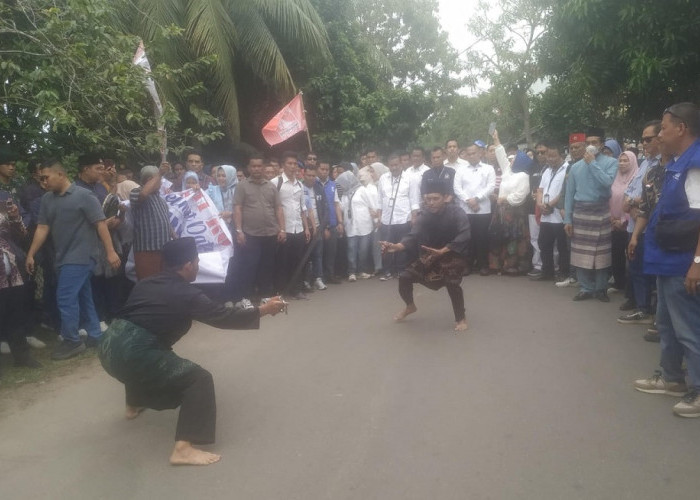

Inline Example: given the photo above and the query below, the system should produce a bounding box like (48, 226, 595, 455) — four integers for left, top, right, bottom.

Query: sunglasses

(641, 136, 657, 144)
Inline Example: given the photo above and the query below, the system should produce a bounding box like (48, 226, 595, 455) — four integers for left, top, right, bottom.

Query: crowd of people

(1, 102, 700, 420)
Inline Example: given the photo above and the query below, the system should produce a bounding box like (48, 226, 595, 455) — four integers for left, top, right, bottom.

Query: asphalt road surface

(2, 275, 700, 499)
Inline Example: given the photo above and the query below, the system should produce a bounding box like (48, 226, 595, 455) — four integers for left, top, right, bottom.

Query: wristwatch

(694, 256, 700, 264)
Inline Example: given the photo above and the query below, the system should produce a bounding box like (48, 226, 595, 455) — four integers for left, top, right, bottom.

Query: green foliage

(0, 0, 223, 166)
(539, 0, 700, 138)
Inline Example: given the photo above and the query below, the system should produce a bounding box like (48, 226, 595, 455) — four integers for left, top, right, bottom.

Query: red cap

(569, 133, 586, 144)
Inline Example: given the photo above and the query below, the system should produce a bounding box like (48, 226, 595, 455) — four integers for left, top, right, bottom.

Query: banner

(162, 188, 233, 283)
(261, 93, 308, 146)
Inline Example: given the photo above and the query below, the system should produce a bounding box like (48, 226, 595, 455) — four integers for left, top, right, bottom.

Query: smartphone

(488, 122, 497, 136)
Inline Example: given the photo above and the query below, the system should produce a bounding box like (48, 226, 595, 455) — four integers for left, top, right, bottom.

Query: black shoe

(530, 273, 554, 281)
(595, 291, 610, 303)
(51, 340, 86, 361)
(14, 355, 43, 369)
(619, 299, 636, 311)
(572, 291, 593, 301)
(527, 269, 542, 278)
(644, 330, 660, 343)
(85, 336, 101, 348)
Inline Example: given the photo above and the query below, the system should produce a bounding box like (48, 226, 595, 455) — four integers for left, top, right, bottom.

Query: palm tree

(119, 0, 329, 143)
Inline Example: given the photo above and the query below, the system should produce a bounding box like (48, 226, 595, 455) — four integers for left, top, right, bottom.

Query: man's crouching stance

(98, 237, 286, 465)
(381, 183, 471, 331)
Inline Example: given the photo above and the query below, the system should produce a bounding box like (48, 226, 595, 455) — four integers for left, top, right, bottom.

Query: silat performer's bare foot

(125, 406, 146, 420)
(394, 304, 417, 322)
(170, 441, 221, 466)
(454, 319, 468, 332)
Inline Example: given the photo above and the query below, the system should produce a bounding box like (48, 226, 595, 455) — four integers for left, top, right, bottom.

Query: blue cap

(512, 150, 535, 174)
(474, 140, 486, 148)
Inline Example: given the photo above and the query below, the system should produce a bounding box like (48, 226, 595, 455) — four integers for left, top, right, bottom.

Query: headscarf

(358, 166, 374, 186)
(207, 164, 237, 213)
(603, 139, 622, 158)
(511, 150, 535, 174)
(370, 162, 388, 182)
(336, 171, 360, 199)
(183, 171, 199, 188)
(116, 180, 140, 201)
(610, 151, 639, 220)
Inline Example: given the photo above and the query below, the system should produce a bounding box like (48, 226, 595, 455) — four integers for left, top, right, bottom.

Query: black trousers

(0, 285, 32, 367)
(380, 222, 412, 275)
(226, 234, 277, 302)
(398, 275, 466, 322)
(276, 232, 306, 294)
(538, 222, 570, 278)
(467, 213, 491, 270)
(322, 226, 339, 280)
(611, 230, 628, 290)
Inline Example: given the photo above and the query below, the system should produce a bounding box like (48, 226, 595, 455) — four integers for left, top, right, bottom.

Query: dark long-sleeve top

(400, 203, 471, 258)
(118, 271, 260, 348)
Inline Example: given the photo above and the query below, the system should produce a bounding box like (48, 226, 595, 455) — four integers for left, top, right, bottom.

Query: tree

(0, 0, 223, 165)
(120, 0, 330, 145)
(465, 0, 550, 147)
(538, 0, 700, 138)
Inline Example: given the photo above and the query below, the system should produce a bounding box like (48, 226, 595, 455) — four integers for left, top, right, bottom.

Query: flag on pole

(261, 93, 308, 146)
(133, 40, 167, 161)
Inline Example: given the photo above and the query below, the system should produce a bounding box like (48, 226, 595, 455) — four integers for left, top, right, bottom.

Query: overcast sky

(438, 0, 480, 55)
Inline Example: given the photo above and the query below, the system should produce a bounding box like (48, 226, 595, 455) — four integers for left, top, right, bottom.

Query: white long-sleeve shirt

(454, 162, 496, 214)
(377, 172, 413, 225)
(342, 185, 376, 237)
(496, 145, 530, 207)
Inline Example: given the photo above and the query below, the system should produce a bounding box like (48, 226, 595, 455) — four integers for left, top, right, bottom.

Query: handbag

(654, 213, 700, 253)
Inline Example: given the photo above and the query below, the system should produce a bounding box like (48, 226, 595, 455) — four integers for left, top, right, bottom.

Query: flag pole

(298, 90, 313, 152)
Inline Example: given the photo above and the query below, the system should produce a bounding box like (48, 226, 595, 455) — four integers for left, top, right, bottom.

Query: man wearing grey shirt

(25, 160, 120, 360)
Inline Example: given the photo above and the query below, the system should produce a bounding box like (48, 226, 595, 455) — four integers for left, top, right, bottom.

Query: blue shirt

(564, 154, 619, 224)
(317, 178, 338, 227)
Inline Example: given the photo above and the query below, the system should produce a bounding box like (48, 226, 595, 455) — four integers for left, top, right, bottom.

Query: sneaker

(619, 299, 636, 311)
(607, 287, 623, 295)
(555, 277, 577, 288)
(644, 326, 660, 343)
(595, 291, 610, 302)
(302, 281, 313, 292)
(26, 336, 46, 349)
(348, 274, 357, 282)
(634, 371, 688, 396)
(14, 355, 42, 369)
(78, 328, 88, 338)
(51, 340, 86, 361)
(289, 291, 309, 300)
(379, 273, 393, 281)
(527, 269, 542, 278)
(314, 278, 327, 290)
(617, 311, 654, 325)
(572, 291, 593, 301)
(673, 390, 700, 418)
(85, 336, 102, 348)
(100, 321, 109, 332)
(359, 272, 372, 280)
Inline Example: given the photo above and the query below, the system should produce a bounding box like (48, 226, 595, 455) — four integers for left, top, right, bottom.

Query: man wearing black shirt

(98, 238, 286, 465)
(421, 147, 456, 197)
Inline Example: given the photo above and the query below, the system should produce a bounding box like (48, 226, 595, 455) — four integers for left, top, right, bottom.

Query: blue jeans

(657, 276, 700, 390)
(628, 234, 655, 313)
(576, 267, 610, 293)
(57, 264, 101, 342)
(347, 234, 372, 275)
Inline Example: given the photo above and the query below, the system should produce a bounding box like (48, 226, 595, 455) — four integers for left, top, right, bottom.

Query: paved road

(2, 275, 700, 499)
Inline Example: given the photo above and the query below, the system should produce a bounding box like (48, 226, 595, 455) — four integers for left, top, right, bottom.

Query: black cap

(423, 177, 450, 195)
(585, 127, 605, 139)
(162, 237, 198, 268)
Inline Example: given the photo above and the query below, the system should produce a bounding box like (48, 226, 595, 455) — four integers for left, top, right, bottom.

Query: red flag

(262, 94, 308, 146)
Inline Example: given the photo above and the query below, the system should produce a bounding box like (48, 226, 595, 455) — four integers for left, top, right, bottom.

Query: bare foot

(454, 319, 468, 331)
(394, 304, 417, 322)
(125, 406, 145, 420)
(170, 441, 221, 466)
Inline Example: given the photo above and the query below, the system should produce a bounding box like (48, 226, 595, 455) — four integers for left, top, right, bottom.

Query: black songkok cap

(162, 237, 198, 268)
(585, 127, 605, 139)
(77, 153, 103, 168)
(423, 177, 450, 195)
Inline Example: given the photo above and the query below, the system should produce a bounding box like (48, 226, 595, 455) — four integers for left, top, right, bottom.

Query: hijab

(183, 171, 199, 189)
(358, 166, 374, 186)
(603, 139, 622, 158)
(370, 162, 388, 182)
(207, 165, 237, 213)
(610, 151, 639, 220)
(336, 171, 360, 199)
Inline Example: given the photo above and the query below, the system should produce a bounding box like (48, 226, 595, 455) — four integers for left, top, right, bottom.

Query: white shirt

(444, 158, 469, 170)
(406, 164, 430, 177)
(342, 185, 376, 237)
(538, 163, 568, 223)
(377, 171, 413, 225)
(273, 173, 306, 233)
(406, 165, 428, 211)
(454, 162, 496, 214)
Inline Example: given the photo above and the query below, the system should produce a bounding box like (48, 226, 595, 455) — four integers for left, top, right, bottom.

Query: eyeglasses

(641, 136, 657, 144)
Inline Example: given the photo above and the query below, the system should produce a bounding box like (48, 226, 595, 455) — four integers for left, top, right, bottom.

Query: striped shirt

(129, 188, 172, 252)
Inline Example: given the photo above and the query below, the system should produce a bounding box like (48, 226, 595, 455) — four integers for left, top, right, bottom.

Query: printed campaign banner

(162, 187, 233, 283)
